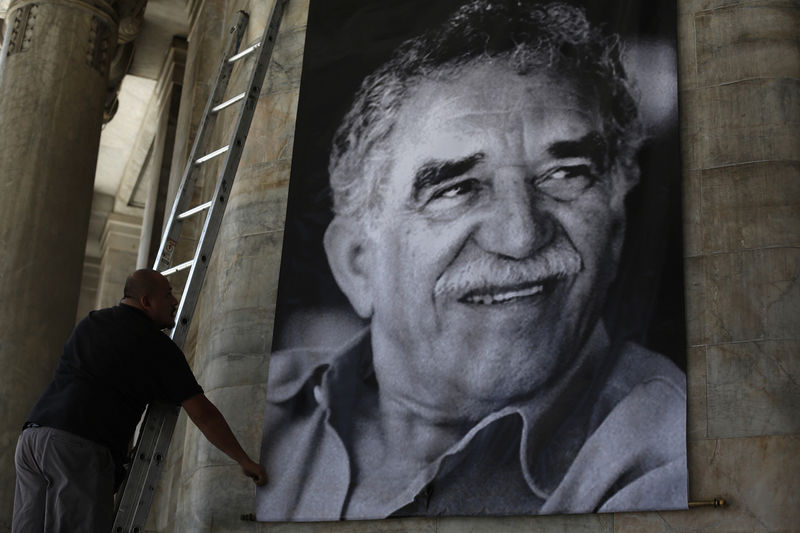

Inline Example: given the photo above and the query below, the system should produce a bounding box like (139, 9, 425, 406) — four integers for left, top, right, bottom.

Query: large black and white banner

(257, 0, 687, 521)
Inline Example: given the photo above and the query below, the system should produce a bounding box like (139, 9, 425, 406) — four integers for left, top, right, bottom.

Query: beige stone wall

(150, 0, 799, 531)
(149, 0, 306, 530)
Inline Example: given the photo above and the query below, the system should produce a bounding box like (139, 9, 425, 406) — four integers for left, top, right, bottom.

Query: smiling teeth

(465, 284, 544, 305)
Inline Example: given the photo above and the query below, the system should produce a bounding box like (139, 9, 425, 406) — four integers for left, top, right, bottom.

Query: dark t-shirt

(26, 304, 203, 478)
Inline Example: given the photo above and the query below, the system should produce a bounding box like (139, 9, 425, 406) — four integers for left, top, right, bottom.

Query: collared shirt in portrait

(257, 324, 687, 521)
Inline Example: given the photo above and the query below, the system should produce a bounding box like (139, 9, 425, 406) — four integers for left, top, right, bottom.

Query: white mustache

(433, 241, 583, 300)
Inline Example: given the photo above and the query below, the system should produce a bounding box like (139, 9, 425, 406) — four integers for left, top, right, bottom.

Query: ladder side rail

(112, 12, 251, 533)
(169, 0, 289, 349)
(112, 404, 164, 526)
(111, 3, 290, 530)
(112, 403, 179, 533)
(154, 11, 250, 271)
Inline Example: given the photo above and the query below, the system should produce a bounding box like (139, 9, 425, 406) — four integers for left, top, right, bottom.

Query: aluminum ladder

(112, 2, 289, 530)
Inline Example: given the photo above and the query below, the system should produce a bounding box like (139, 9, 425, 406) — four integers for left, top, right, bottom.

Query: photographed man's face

(335, 61, 632, 417)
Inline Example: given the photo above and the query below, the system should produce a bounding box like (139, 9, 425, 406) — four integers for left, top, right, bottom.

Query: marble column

(0, 0, 117, 528)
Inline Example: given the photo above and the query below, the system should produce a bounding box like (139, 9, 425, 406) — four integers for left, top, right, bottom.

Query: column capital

(4, 0, 149, 123)
(7, 0, 117, 24)
(3, 0, 118, 78)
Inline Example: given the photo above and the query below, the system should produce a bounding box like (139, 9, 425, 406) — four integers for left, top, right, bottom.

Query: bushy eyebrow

(411, 152, 485, 201)
(547, 132, 609, 171)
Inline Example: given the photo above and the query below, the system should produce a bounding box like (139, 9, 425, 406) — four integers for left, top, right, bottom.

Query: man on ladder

(11, 269, 267, 533)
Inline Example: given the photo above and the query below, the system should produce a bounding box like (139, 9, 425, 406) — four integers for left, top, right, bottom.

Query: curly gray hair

(328, 0, 643, 219)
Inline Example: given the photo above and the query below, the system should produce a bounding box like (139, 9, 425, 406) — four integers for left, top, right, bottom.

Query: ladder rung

(212, 92, 247, 113)
(161, 260, 194, 277)
(195, 145, 229, 165)
(115, 3, 292, 529)
(178, 201, 213, 220)
(228, 41, 261, 63)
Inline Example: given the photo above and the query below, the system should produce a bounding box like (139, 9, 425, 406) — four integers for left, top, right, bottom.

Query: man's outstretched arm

(181, 393, 267, 485)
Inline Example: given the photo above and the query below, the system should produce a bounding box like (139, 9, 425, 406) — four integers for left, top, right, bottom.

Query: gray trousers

(12, 426, 115, 533)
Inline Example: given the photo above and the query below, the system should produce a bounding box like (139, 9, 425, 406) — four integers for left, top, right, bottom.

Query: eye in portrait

(257, 0, 687, 521)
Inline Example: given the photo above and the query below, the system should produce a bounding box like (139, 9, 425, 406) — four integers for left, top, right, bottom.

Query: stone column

(0, 0, 117, 527)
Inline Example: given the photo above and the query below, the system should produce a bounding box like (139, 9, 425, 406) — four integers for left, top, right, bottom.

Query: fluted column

(0, 0, 117, 528)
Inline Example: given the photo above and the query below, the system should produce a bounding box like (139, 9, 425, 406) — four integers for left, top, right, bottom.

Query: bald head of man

(121, 269, 179, 330)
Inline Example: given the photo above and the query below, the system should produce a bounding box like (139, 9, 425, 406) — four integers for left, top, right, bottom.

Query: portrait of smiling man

(258, 0, 687, 521)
